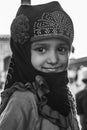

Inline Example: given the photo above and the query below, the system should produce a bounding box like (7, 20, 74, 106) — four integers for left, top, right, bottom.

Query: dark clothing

(76, 88, 87, 130)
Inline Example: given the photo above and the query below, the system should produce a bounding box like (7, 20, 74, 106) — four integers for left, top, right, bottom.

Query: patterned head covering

(11, 1, 74, 45)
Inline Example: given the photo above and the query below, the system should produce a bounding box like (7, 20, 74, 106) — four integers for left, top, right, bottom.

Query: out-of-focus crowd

(68, 66, 87, 97)
(68, 66, 87, 129)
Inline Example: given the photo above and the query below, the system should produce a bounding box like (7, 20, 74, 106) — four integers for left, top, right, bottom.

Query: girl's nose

(47, 51, 58, 64)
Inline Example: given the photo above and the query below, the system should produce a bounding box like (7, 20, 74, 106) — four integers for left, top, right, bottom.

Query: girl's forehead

(31, 38, 69, 47)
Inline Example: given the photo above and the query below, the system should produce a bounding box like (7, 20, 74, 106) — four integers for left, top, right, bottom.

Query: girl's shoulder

(0, 83, 39, 130)
(10, 90, 38, 112)
(12, 89, 36, 102)
(0, 82, 38, 115)
(12, 90, 36, 105)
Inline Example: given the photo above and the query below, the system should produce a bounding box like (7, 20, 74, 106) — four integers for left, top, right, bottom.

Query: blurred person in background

(68, 69, 78, 97)
(76, 67, 87, 130)
(0, 72, 5, 91)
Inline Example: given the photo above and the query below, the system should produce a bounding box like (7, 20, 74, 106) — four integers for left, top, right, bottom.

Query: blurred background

(0, 0, 87, 129)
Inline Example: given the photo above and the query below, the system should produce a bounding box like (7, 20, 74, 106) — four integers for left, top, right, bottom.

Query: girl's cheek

(62, 56, 69, 67)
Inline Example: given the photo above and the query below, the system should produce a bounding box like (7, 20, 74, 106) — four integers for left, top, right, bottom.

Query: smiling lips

(42, 66, 62, 72)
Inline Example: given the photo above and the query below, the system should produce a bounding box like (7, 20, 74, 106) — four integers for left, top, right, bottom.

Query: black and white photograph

(0, 0, 87, 130)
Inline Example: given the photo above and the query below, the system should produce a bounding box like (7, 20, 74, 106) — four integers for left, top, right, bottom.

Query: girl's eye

(58, 47, 69, 53)
(35, 47, 46, 53)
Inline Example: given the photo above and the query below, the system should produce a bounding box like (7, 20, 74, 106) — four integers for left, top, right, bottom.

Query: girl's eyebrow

(58, 42, 70, 47)
(32, 42, 49, 47)
(59, 43, 69, 46)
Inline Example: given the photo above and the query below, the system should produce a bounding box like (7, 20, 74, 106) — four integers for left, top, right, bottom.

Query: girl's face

(31, 38, 71, 73)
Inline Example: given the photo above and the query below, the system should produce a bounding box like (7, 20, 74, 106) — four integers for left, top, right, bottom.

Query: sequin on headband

(31, 11, 74, 43)
(11, 15, 30, 44)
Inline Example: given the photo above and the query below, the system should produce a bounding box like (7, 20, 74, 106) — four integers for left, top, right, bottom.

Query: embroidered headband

(11, 1, 74, 45)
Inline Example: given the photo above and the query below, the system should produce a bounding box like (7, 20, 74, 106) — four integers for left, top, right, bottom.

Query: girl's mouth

(42, 66, 63, 72)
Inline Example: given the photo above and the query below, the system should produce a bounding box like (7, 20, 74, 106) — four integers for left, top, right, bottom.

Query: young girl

(0, 1, 80, 130)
